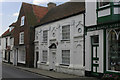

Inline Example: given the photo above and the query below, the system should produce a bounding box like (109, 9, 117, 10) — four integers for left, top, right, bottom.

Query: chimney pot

(47, 2, 56, 10)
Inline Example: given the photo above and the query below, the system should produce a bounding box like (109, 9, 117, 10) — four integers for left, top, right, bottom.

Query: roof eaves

(34, 10, 85, 28)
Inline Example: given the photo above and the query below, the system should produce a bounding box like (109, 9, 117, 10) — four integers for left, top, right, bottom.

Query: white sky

(0, 0, 70, 35)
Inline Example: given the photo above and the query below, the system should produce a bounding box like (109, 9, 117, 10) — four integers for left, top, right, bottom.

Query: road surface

(2, 63, 55, 80)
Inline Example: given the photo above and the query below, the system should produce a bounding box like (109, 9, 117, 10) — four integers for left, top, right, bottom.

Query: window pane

(42, 50, 47, 62)
(62, 50, 70, 65)
(43, 30, 48, 43)
(107, 29, 120, 71)
(62, 25, 70, 40)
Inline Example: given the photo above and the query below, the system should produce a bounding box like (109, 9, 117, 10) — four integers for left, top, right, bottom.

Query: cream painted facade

(35, 14, 85, 76)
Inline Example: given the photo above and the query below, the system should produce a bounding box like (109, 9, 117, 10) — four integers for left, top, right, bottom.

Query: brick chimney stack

(47, 2, 56, 10)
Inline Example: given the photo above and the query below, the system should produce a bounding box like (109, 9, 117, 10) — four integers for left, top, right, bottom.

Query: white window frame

(19, 32, 24, 44)
(62, 25, 70, 40)
(43, 30, 48, 43)
(62, 50, 70, 65)
(20, 16, 25, 26)
(42, 50, 48, 62)
(98, 0, 110, 8)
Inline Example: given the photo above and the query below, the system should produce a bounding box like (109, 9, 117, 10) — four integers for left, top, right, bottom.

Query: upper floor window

(98, 0, 110, 8)
(21, 16, 25, 26)
(9, 27, 14, 32)
(19, 32, 24, 44)
(43, 30, 48, 43)
(10, 38, 14, 45)
(62, 25, 70, 40)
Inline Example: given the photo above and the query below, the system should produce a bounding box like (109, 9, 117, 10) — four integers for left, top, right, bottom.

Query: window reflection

(108, 29, 120, 71)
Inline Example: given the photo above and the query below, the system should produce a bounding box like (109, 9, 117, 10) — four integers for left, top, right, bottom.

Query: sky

(0, 0, 70, 35)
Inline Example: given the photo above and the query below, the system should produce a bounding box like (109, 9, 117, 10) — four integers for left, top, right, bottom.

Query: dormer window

(98, 0, 110, 8)
(21, 16, 25, 26)
(9, 26, 14, 32)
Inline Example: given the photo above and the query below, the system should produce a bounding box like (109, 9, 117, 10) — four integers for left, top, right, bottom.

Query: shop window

(107, 29, 120, 71)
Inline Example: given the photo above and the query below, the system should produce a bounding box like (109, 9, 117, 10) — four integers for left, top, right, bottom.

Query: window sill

(59, 64, 69, 66)
(34, 40, 39, 43)
(42, 42, 48, 44)
(41, 62, 47, 64)
(19, 43, 24, 45)
(61, 40, 70, 41)
(20, 25, 24, 27)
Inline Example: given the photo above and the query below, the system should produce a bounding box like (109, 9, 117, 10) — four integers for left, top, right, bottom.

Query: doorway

(91, 35, 99, 74)
(36, 52, 39, 68)
(52, 52, 56, 70)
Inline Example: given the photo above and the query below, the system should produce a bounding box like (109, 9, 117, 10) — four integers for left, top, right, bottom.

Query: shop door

(91, 35, 99, 74)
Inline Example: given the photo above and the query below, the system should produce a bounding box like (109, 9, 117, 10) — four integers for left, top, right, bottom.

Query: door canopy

(49, 43, 57, 49)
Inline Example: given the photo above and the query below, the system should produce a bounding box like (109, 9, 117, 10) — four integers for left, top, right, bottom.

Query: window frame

(98, 0, 110, 8)
(62, 25, 70, 41)
(42, 50, 48, 63)
(20, 16, 25, 26)
(19, 32, 24, 44)
(43, 30, 48, 43)
(106, 29, 120, 72)
(61, 50, 70, 65)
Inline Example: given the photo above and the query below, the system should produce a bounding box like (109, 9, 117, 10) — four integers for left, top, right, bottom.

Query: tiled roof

(36, 2, 85, 26)
(22, 2, 48, 26)
(32, 5, 48, 22)
(1, 29, 10, 37)
(1, 27, 15, 37)
(9, 22, 17, 27)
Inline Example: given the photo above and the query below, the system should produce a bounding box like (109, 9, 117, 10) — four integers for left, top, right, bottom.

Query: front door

(52, 52, 56, 70)
(36, 52, 39, 68)
(91, 35, 99, 74)
(8, 52, 10, 63)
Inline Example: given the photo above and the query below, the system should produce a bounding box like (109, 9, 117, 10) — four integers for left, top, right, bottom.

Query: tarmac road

(2, 63, 56, 80)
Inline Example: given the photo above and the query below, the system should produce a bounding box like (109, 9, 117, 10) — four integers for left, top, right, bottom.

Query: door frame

(91, 35, 99, 75)
(50, 49, 56, 71)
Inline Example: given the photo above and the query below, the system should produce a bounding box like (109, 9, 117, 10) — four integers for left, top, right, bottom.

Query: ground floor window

(107, 28, 120, 71)
(62, 50, 70, 65)
(42, 50, 47, 62)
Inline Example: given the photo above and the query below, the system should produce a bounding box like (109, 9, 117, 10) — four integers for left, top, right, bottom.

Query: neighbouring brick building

(13, 2, 48, 67)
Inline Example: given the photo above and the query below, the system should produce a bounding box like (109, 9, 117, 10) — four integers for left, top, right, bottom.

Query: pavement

(2, 63, 52, 79)
(3, 63, 100, 80)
